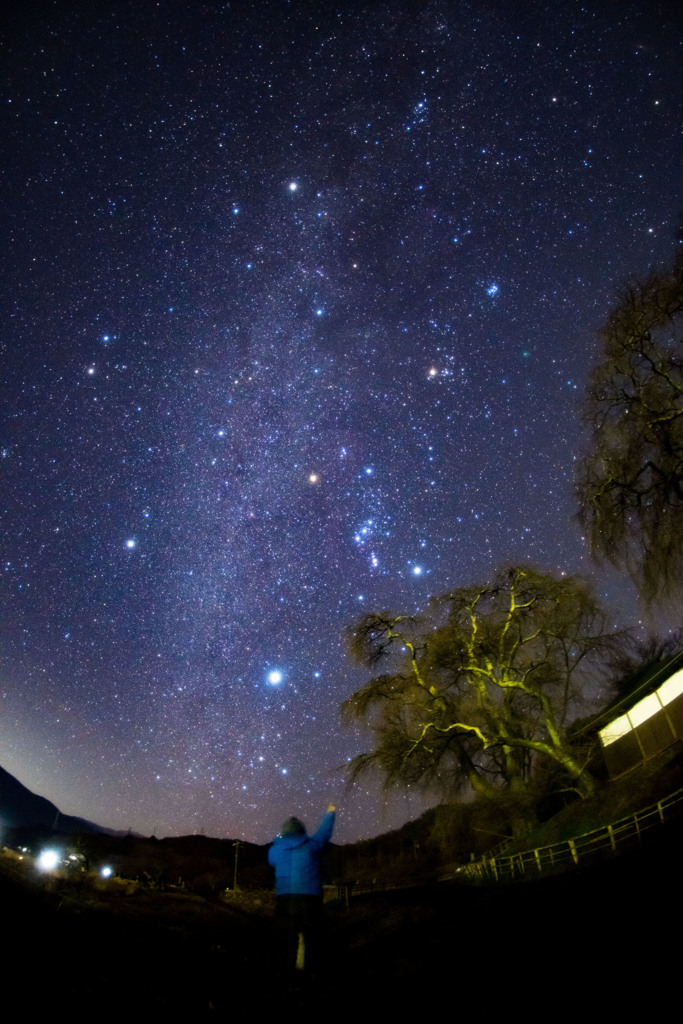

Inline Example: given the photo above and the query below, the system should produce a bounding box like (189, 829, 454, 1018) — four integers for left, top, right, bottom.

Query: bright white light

(289, 182, 298, 191)
(487, 283, 499, 296)
(100, 866, 113, 878)
(413, 566, 423, 575)
(268, 670, 283, 685)
(126, 539, 136, 549)
(38, 849, 60, 872)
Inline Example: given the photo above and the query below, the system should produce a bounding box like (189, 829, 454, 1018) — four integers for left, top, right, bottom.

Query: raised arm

(308, 806, 336, 850)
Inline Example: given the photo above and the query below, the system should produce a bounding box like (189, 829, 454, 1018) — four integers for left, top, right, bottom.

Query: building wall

(599, 668, 683, 778)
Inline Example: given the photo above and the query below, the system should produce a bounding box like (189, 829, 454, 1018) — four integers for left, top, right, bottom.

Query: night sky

(2, 1, 681, 844)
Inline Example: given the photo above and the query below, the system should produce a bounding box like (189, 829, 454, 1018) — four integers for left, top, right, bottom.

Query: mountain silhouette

(0, 765, 108, 835)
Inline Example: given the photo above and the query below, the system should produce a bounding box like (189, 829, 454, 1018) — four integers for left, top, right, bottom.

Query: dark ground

(2, 809, 680, 1017)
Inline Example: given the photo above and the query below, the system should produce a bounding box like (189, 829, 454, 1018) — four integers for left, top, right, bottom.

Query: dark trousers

(275, 894, 323, 973)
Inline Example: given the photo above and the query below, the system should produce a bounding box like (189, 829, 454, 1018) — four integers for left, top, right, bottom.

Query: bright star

(126, 539, 136, 549)
(487, 283, 499, 296)
(413, 566, 423, 575)
(267, 670, 283, 685)
(289, 182, 298, 191)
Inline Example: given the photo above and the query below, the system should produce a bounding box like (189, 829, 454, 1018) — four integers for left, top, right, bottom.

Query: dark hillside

(1, 808, 679, 1015)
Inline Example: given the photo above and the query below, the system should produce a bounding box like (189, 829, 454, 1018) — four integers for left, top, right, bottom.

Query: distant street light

(38, 849, 60, 872)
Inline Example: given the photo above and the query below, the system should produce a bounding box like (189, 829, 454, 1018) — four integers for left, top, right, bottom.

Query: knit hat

(281, 816, 306, 836)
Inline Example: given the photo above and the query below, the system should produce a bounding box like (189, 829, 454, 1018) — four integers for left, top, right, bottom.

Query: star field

(1, 1, 681, 843)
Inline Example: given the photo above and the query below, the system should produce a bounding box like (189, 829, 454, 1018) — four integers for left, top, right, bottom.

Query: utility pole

(232, 840, 241, 892)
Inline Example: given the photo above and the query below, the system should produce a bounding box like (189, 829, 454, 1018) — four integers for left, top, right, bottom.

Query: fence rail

(459, 785, 683, 883)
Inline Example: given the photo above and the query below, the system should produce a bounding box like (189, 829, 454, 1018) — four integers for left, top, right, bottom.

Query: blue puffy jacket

(268, 811, 335, 896)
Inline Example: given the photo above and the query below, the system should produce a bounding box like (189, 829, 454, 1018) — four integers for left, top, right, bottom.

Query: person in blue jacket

(268, 804, 336, 971)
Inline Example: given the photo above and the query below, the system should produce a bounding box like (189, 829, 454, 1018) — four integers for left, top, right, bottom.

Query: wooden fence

(459, 785, 683, 883)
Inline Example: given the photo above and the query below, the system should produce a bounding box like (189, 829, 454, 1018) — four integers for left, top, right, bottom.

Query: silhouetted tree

(577, 247, 683, 604)
(343, 567, 618, 815)
(604, 630, 683, 702)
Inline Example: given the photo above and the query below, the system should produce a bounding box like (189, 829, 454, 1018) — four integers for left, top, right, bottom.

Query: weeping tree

(576, 249, 683, 605)
(343, 567, 619, 818)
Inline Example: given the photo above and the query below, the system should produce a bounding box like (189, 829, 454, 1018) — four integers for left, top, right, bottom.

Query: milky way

(2, 1, 680, 842)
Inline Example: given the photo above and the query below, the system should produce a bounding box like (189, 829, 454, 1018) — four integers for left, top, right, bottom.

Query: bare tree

(576, 250, 683, 604)
(343, 567, 618, 814)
